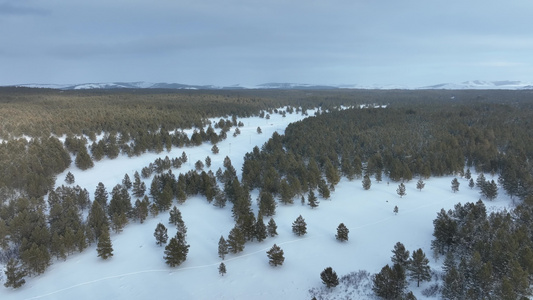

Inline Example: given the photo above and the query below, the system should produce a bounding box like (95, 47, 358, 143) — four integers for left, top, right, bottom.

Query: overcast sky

(1, 0, 532, 87)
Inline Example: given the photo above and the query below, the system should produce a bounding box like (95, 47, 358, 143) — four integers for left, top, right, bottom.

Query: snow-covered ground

(0, 108, 512, 299)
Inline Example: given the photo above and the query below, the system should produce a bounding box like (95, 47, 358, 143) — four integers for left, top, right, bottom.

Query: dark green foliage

(258, 191, 276, 217)
(266, 244, 285, 266)
(451, 178, 460, 193)
(133, 197, 149, 223)
(307, 190, 319, 208)
(218, 236, 229, 260)
(416, 178, 425, 191)
(154, 222, 168, 246)
(211, 144, 219, 154)
(87, 200, 108, 242)
(65, 171, 75, 184)
(94, 182, 109, 209)
(391, 242, 410, 269)
(468, 178, 475, 189)
(317, 179, 330, 199)
(362, 174, 371, 190)
(164, 233, 189, 267)
(481, 180, 498, 200)
(292, 215, 307, 236)
(122, 173, 132, 190)
(335, 223, 349, 242)
(407, 248, 431, 287)
(75, 146, 94, 170)
(267, 218, 278, 237)
(218, 262, 226, 276)
(96, 226, 113, 260)
(372, 264, 407, 299)
(255, 214, 268, 242)
(3, 259, 26, 289)
(320, 267, 339, 288)
(396, 183, 406, 198)
(227, 226, 245, 254)
(393, 206, 398, 215)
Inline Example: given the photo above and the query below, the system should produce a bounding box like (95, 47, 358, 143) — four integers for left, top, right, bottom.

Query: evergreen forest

(2, 87, 533, 298)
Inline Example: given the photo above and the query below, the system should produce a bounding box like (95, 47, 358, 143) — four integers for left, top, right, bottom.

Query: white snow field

(0, 107, 512, 299)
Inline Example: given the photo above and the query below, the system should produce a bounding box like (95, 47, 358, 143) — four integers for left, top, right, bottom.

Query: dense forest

(2, 87, 533, 298)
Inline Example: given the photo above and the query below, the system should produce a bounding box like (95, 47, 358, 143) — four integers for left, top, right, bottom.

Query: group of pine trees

(372, 242, 431, 299)
(4, 88, 533, 297)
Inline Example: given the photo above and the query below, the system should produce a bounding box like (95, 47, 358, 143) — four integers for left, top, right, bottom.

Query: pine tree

(94, 182, 109, 209)
(218, 236, 229, 260)
(335, 223, 349, 242)
(122, 173, 132, 189)
(416, 178, 425, 191)
(255, 214, 268, 242)
(87, 200, 108, 242)
(468, 178, 475, 189)
(407, 248, 431, 287)
(164, 233, 190, 267)
(258, 191, 276, 216)
(96, 226, 113, 260)
(267, 218, 278, 237)
(292, 215, 307, 236)
(211, 144, 219, 154)
(391, 242, 410, 269)
(65, 171, 75, 184)
(465, 168, 472, 180)
(227, 226, 245, 254)
(320, 267, 339, 288)
(372, 264, 407, 299)
(451, 178, 460, 193)
(266, 244, 285, 266)
(3, 258, 26, 289)
(394, 205, 399, 215)
(476, 173, 486, 189)
(75, 147, 94, 170)
(397, 183, 406, 198)
(362, 174, 372, 190)
(482, 180, 498, 200)
(154, 223, 168, 246)
(307, 190, 319, 208)
(218, 262, 226, 276)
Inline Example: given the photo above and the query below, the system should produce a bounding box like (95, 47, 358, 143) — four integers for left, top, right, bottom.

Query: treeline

(242, 100, 533, 200)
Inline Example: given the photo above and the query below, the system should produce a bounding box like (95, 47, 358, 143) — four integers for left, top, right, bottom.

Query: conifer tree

(122, 173, 132, 189)
(255, 214, 268, 242)
(372, 264, 407, 299)
(318, 179, 331, 199)
(96, 226, 113, 260)
(335, 223, 349, 242)
(154, 223, 168, 246)
(65, 171, 75, 184)
(394, 205, 399, 215)
(218, 262, 226, 276)
(465, 168, 472, 180)
(307, 190, 319, 208)
(87, 200, 108, 242)
(362, 174, 371, 190)
(320, 267, 339, 288)
(482, 180, 498, 200)
(218, 236, 229, 260)
(476, 173, 486, 189)
(292, 215, 307, 236)
(407, 248, 431, 287)
(266, 244, 285, 266)
(391, 242, 410, 269)
(94, 182, 109, 210)
(397, 183, 406, 198)
(451, 178, 460, 193)
(416, 178, 425, 191)
(227, 226, 245, 254)
(211, 144, 219, 154)
(258, 191, 276, 216)
(3, 258, 26, 289)
(267, 218, 278, 237)
(75, 147, 94, 170)
(164, 233, 190, 267)
(468, 178, 475, 189)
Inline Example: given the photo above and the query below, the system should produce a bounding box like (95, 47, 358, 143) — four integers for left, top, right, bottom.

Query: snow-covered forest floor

(0, 108, 512, 299)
